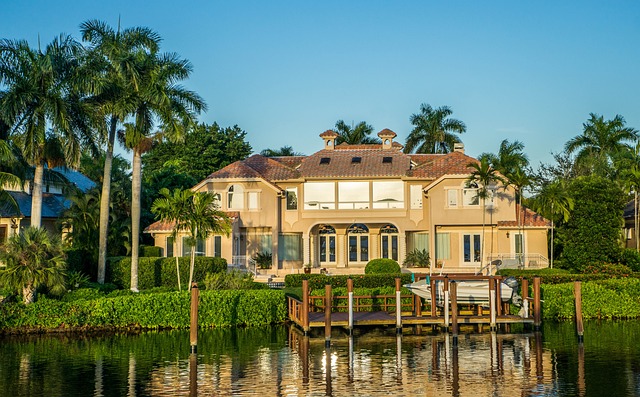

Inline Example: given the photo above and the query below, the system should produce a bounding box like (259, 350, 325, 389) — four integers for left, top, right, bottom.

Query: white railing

(231, 255, 248, 269)
(483, 253, 549, 274)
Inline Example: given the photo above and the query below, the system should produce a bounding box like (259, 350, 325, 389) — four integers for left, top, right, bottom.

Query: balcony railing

(481, 253, 549, 275)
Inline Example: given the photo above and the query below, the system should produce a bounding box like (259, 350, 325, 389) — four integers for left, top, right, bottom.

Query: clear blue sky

(4, 1, 640, 167)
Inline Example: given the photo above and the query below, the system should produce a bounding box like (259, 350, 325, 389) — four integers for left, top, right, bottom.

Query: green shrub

(620, 249, 640, 272)
(252, 251, 272, 269)
(140, 245, 162, 257)
(65, 248, 96, 280)
(583, 263, 632, 277)
(365, 258, 401, 274)
(66, 271, 91, 290)
(284, 273, 413, 290)
(0, 289, 287, 331)
(403, 249, 430, 268)
(204, 270, 260, 290)
(107, 256, 227, 290)
(60, 288, 105, 302)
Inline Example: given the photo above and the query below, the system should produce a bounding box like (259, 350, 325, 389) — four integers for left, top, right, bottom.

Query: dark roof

(0, 191, 69, 218)
(52, 167, 96, 192)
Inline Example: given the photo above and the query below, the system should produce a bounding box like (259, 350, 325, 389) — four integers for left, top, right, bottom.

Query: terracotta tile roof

(243, 154, 301, 180)
(408, 151, 479, 178)
(271, 156, 305, 169)
(144, 212, 240, 233)
(377, 128, 397, 138)
(319, 130, 338, 137)
(297, 149, 411, 178)
(206, 161, 262, 179)
(498, 205, 551, 227)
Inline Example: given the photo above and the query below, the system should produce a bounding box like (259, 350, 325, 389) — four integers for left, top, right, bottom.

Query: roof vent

(320, 157, 331, 165)
(453, 143, 465, 153)
(382, 156, 392, 164)
(351, 157, 362, 164)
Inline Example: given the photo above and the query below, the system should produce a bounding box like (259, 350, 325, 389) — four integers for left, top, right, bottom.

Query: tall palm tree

(0, 35, 91, 228)
(509, 168, 533, 265)
(0, 138, 21, 211)
(479, 139, 529, 181)
(122, 51, 206, 292)
(467, 158, 503, 269)
(152, 188, 231, 289)
(404, 104, 466, 154)
(565, 113, 638, 176)
(80, 19, 161, 284)
(616, 142, 640, 252)
(530, 180, 574, 268)
(260, 146, 303, 157)
(334, 120, 379, 145)
(0, 226, 66, 304)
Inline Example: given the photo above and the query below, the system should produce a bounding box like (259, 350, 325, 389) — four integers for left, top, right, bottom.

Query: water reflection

(1, 322, 640, 396)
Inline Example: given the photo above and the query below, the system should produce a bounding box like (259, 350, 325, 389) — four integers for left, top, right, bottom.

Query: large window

(278, 234, 302, 261)
(409, 232, 429, 253)
(338, 181, 369, 209)
(319, 225, 336, 264)
(304, 182, 335, 209)
(182, 237, 205, 256)
(380, 225, 398, 261)
(228, 185, 245, 209)
(286, 187, 298, 210)
(463, 234, 481, 264)
(435, 233, 450, 260)
(372, 181, 404, 209)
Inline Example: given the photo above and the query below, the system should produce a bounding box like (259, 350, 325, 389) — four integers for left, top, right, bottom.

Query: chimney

(320, 130, 338, 150)
(454, 143, 465, 154)
(377, 129, 398, 150)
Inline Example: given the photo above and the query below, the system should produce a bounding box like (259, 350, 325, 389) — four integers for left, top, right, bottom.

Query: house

(145, 129, 550, 274)
(0, 167, 95, 243)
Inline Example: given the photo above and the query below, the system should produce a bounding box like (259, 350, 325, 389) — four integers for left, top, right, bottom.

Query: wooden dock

(288, 276, 541, 336)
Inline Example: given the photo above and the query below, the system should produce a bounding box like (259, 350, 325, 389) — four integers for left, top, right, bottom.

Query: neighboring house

(624, 199, 638, 249)
(145, 129, 550, 275)
(0, 167, 95, 243)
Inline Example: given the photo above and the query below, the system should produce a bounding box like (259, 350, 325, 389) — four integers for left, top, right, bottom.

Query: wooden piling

(574, 281, 584, 342)
(347, 278, 354, 333)
(489, 278, 497, 331)
(443, 277, 450, 330)
(415, 293, 422, 317)
(395, 278, 402, 333)
(190, 282, 199, 354)
(430, 278, 437, 318)
(324, 284, 332, 347)
(533, 277, 541, 330)
(522, 278, 530, 320)
(450, 281, 459, 344)
(302, 279, 310, 333)
(495, 277, 502, 316)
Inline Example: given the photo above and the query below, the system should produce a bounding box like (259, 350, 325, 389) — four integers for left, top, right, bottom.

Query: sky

(4, 1, 640, 168)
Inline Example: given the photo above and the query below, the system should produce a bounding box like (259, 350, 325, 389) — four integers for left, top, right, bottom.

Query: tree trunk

(175, 252, 181, 291)
(188, 244, 196, 290)
(97, 117, 118, 284)
(22, 283, 36, 304)
(30, 163, 44, 228)
(130, 147, 142, 292)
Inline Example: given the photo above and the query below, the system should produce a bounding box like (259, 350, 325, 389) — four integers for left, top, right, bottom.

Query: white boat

(404, 277, 519, 307)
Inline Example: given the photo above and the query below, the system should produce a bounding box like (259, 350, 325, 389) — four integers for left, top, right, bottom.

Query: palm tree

(530, 180, 574, 268)
(60, 190, 101, 255)
(479, 139, 529, 181)
(565, 113, 638, 176)
(0, 226, 66, 304)
(467, 158, 503, 268)
(152, 188, 231, 289)
(80, 19, 161, 284)
(404, 104, 466, 154)
(0, 138, 21, 211)
(260, 146, 303, 157)
(509, 168, 533, 265)
(334, 120, 379, 145)
(122, 51, 206, 292)
(0, 35, 91, 228)
(616, 142, 640, 252)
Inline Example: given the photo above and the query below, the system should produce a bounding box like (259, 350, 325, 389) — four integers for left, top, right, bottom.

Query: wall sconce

(506, 231, 510, 238)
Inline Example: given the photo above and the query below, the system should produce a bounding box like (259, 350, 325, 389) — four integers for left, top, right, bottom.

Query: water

(1, 321, 640, 396)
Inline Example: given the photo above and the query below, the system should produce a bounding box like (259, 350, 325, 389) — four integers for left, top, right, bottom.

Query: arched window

(228, 185, 244, 209)
(347, 224, 369, 263)
(318, 225, 336, 264)
(380, 224, 398, 261)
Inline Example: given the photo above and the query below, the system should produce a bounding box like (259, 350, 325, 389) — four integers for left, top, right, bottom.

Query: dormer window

(382, 157, 392, 164)
(320, 157, 331, 165)
(351, 157, 361, 164)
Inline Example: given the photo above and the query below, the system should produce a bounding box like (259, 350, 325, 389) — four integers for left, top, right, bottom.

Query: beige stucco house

(145, 129, 550, 275)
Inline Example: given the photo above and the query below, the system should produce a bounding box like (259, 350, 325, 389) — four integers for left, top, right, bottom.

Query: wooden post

(347, 278, 354, 333)
(443, 277, 450, 330)
(395, 277, 402, 333)
(533, 277, 541, 330)
(495, 277, 502, 316)
(450, 281, 458, 344)
(190, 282, 199, 353)
(522, 278, 530, 320)
(430, 278, 437, 318)
(324, 284, 332, 347)
(489, 277, 497, 331)
(189, 351, 198, 397)
(415, 293, 422, 317)
(574, 281, 584, 342)
(302, 279, 310, 333)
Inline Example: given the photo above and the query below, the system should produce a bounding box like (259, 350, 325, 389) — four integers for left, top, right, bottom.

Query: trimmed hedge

(140, 245, 162, 257)
(284, 273, 413, 290)
(365, 258, 401, 274)
(542, 279, 640, 320)
(107, 256, 227, 290)
(0, 289, 287, 331)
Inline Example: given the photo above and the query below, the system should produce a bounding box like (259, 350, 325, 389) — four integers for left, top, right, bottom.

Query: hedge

(496, 268, 640, 285)
(106, 256, 227, 290)
(140, 245, 162, 257)
(284, 274, 414, 290)
(541, 279, 640, 320)
(0, 289, 287, 332)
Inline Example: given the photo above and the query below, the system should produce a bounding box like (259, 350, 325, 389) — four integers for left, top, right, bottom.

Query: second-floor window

(372, 181, 404, 209)
(304, 182, 335, 209)
(228, 185, 244, 209)
(286, 187, 298, 210)
(248, 191, 259, 210)
(463, 182, 479, 206)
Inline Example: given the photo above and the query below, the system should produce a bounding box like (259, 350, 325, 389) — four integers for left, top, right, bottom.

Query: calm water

(1, 321, 640, 397)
